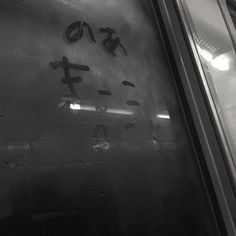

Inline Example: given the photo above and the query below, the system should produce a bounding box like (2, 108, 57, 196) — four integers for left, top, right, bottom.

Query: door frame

(151, 0, 236, 235)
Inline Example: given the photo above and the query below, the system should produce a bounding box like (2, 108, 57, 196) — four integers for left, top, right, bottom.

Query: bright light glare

(80, 105, 96, 112)
(157, 114, 170, 119)
(211, 55, 230, 71)
(157, 111, 170, 120)
(70, 103, 81, 110)
(106, 108, 133, 115)
(197, 45, 230, 71)
(69, 103, 133, 115)
(197, 45, 213, 62)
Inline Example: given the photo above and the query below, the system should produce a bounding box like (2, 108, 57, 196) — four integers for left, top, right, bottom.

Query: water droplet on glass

(122, 81, 135, 87)
(126, 100, 140, 106)
(97, 90, 112, 96)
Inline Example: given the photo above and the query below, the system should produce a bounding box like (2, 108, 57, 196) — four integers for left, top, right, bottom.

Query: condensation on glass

(0, 0, 219, 235)
(177, 0, 236, 193)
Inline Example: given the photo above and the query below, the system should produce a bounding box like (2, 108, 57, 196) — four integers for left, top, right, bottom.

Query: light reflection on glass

(211, 54, 230, 71)
(81, 105, 97, 112)
(69, 103, 81, 110)
(197, 45, 213, 62)
(156, 111, 170, 119)
(69, 103, 133, 116)
(197, 45, 230, 71)
(106, 108, 133, 115)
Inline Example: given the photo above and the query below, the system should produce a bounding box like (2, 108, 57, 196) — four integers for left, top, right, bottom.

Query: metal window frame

(151, 0, 236, 235)
(175, 0, 236, 198)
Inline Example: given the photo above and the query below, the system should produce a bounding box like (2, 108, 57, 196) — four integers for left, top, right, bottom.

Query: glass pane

(180, 0, 236, 189)
(0, 0, 219, 235)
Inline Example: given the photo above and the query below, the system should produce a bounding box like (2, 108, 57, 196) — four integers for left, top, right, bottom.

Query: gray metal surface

(0, 0, 219, 235)
(178, 0, 236, 197)
(176, 0, 236, 226)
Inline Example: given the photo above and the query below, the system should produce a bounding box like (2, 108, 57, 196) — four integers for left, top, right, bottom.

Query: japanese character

(50, 56, 90, 98)
(65, 21, 96, 43)
(99, 27, 127, 57)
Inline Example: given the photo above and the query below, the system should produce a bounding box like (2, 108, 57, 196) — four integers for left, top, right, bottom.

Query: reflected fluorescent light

(157, 114, 170, 119)
(70, 103, 81, 110)
(80, 105, 96, 112)
(70, 103, 96, 111)
(157, 110, 170, 119)
(197, 45, 213, 62)
(211, 55, 230, 71)
(106, 108, 133, 115)
(69, 103, 133, 115)
(197, 45, 230, 71)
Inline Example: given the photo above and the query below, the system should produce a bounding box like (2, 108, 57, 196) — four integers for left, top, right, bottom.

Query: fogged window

(0, 0, 219, 235)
